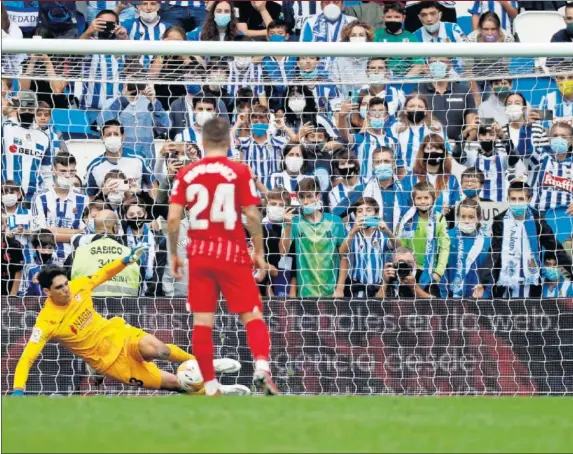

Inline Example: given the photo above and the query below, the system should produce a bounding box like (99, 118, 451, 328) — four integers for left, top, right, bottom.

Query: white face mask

(140, 11, 158, 23)
(368, 73, 386, 85)
(234, 57, 252, 70)
(2, 193, 18, 208)
(458, 222, 477, 235)
(323, 3, 341, 22)
(195, 111, 215, 127)
(349, 36, 367, 43)
(288, 98, 306, 114)
(103, 136, 122, 154)
(56, 175, 73, 190)
(285, 156, 304, 173)
(267, 206, 286, 223)
(107, 191, 124, 206)
(505, 105, 524, 122)
(423, 22, 440, 34)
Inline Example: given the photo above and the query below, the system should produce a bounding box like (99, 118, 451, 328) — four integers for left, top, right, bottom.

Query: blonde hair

(340, 20, 374, 43)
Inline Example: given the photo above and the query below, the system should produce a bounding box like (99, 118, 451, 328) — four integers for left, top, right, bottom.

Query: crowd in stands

(1, 1, 573, 302)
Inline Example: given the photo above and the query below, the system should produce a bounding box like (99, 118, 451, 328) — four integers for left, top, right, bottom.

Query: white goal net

(2, 34, 573, 396)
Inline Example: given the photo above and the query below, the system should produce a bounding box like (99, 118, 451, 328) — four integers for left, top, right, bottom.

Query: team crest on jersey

(13, 138, 22, 145)
(372, 240, 379, 249)
(70, 325, 78, 335)
(26, 133, 32, 141)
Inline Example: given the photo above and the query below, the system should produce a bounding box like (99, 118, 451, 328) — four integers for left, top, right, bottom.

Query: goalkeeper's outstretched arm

(87, 245, 149, 289)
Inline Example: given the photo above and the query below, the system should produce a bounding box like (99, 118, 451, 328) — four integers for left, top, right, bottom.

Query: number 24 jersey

(169, 157, 260, 265)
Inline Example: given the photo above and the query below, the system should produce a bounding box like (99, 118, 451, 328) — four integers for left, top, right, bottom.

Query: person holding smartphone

(336, 197, 397, 298)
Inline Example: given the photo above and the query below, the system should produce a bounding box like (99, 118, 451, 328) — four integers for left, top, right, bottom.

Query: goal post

(1, 39, 573, 396)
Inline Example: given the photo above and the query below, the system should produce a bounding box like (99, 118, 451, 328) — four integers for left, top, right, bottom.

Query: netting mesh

(2, 40, 573, 396)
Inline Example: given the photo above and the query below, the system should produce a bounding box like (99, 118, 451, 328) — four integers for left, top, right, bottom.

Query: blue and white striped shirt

(36, 125, 64, 156)
(239, 135, 289, 188)
(539, 90, 573, 121)
(348, 229, 389, 286)
(227, 62, 264, 98)
(167, 1, 205, 7)
(465, 144, 509, 203)
(2, 122, 53, 201)
(80, 51, 125, 110)
(267, 171, 306, 205)
(125, 19, 170, 68)
(414, 22, 467, 72)
(360, 85, 406, 118)
(308, 80, 343, 114)
(391, 122, 445, 174)
(352, 131, 401, 179)
(175, 125, 238, 159)
(542, 277, 573, 297)
(530, 153, 573, 213)
(467, 1, 518, 31)
(31, 189, 89, 260)
(402, 172, 462, 214)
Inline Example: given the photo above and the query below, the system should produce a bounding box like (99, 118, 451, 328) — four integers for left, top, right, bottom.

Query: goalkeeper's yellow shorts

(103, 327, 163, 390)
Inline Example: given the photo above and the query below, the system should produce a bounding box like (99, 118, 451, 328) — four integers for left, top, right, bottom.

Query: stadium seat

(512, 11, 566, 42)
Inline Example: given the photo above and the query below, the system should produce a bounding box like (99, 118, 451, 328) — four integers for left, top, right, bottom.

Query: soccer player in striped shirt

(31, 152, 89, 262)
(337, 97, 402, 179)
(337, 197, 396, 298)
(238, 104, 292, 189)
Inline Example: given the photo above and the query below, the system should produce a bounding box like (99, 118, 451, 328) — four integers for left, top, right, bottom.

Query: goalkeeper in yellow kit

(12, 245, 249, 396)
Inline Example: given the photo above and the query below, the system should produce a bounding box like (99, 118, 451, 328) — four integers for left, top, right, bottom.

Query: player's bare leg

(239, 310, 279, 396)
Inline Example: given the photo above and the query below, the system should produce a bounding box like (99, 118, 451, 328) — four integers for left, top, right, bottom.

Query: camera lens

(395, 260, 412, 279)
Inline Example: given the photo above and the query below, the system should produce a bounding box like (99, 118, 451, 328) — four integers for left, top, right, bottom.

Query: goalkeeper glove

(12, 390, 24, 396)
(123, 244, 149, 265)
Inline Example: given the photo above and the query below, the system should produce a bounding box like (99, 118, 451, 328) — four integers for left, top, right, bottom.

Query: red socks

(192, 325, 215, 382)
(245, 319, 270, 361)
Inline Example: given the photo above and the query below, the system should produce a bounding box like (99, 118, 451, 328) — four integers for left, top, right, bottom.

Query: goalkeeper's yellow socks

(166, 344, 195, 364)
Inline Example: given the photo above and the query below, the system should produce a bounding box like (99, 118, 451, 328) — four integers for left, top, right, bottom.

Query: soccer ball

(177, 359, 204, 392)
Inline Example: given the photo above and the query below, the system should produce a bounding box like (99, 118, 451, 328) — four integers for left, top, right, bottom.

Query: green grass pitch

(3, 396, 572, 453)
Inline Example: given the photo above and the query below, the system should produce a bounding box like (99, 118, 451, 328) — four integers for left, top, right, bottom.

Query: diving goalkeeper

(12, 245, 249, 396)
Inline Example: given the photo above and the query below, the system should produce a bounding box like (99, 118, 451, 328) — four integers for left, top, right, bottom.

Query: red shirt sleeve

(168, 168, 188, 206)
(238, 165, 260, 208)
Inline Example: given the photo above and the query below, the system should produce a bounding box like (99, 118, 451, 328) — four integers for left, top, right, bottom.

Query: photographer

(380, 247, 433, 298)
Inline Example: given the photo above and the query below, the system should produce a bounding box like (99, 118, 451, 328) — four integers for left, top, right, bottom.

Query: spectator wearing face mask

(337, 97, 401, 180)
(2, 90, 53, 201)
(280, 177, 346, 298)
(31, 152, 88, 262)
(498, 92, 550, 173)
(530, 122, 573, 215)
(392, 92, 445, 174)
(122, 200, 166, 296)
(373, 2, 425, 78)
(479, 79, 513, 125)
(282, 86, 339, 139)
(413, 1, 467, 73)
(397, 181, 450, 297)
(98, 76, 169, 163)
(262, 187, 295, 297)
(300, 0, 356, 43)
(86, 120, 157, 200)
(226, 37, 264, 101)
(461, 124, 514, 203)
(68, 209, 141, 298)
(174, 96, 220, 157)
(334, 147, 411, 235)
(187, 1, 240, 41)
(539, 74, 573, 121)
(237, 105, 293, 190)
(446, 198, 492, 299)
(33, 101, 67, 155)
(540, 251, 573, 297)
(20, 229, 58, 296)
(486, 182, 572, 298)
(459, 168, 493, 204)
(337, 197, 396, 298)
(79, 9, 128, 110)
(402, 134, 461, 216)
(123, 1, 172, 69)
(267, 144, 309, 205)
(551, 2, 573, 43)
(2, 180, 33, 264)
(329, 21, 373, 96)
(418, 57, 477, 141)
(329, 149, 364, 216)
